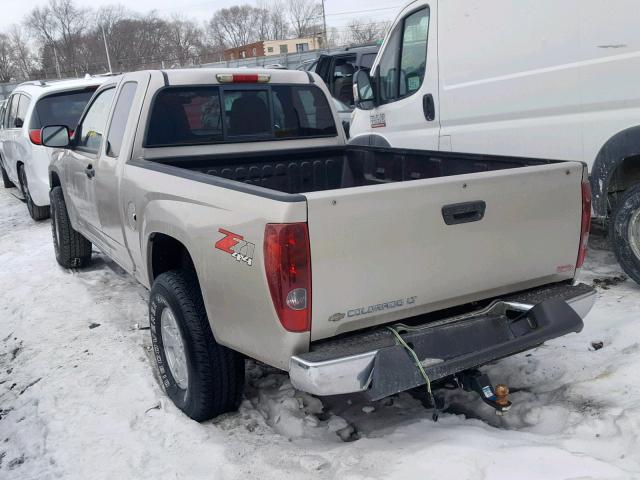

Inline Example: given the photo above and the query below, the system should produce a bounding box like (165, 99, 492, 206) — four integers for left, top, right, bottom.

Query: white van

(349, 0, 640, 284)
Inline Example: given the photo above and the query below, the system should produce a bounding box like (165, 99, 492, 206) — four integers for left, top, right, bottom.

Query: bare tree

(0, 34, 15, 82)
(165, 15, 204, 67)
(345, 18, 390, 45)
(208, 5, 264, 48)
(257, 0, 289, 40)
(9, 25, 38, 80)
(287, 0, 321, 38)
(26, 0, 89, 76)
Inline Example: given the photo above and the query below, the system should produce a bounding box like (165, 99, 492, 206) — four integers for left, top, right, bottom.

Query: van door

(361, 3, 439, 149)
(436, 0, 582, 161)
(95, 72, 150, 272)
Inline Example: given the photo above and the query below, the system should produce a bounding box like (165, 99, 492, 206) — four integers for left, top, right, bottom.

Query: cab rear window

(145, 85, 337, 147)
(30, 88, 97, 130)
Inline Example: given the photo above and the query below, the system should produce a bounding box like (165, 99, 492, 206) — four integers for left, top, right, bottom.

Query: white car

(0, 77, 107, 220)
(350, 0, 640, 285)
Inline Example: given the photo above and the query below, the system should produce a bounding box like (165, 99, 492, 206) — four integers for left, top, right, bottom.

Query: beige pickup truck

(41, 68, 595, 421)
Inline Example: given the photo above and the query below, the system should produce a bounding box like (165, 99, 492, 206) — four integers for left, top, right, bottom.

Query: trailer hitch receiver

(458, 369, 512, 415)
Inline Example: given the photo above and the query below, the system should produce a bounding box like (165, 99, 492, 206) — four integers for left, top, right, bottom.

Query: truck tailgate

(306, 162, 584, 340)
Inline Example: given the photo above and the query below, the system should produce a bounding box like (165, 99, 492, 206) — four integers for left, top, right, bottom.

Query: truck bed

(143, 144, 585, 341)
(148, 145, 558, 195)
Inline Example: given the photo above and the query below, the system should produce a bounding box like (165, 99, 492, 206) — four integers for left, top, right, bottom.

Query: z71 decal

(215, 228, 255, 266)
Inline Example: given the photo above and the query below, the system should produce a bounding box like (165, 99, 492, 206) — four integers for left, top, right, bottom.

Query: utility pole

(321, 0, 328, 50)
(101, 24, 113, 73)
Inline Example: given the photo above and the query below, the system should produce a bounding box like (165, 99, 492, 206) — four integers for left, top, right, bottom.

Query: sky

(0, 0, 405, 33)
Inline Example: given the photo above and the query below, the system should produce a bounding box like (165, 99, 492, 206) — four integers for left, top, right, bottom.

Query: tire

(49, 186, 92, 268)
(610, 183, 640, 285)
(149, 270, 245, 421)
(18, 164, 50, 220)
(1, 163, 14, 188)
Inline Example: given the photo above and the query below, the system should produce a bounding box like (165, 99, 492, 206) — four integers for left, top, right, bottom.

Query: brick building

(223, 37, 322, 61)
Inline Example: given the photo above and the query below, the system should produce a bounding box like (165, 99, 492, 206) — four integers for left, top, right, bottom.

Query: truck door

(66, 87, 116, 239)
(361, 3, 439, 150)
(314, 55, 334, 85)
(95, 72, 151, 273)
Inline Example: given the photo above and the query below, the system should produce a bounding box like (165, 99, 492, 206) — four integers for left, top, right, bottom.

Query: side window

(16, 94, 31, 127)
(76, 88, 115, 154)
(106, 82, 138, 158)
(399, 8, 430, 97)
(6, 94, 19, 128)
(333, 56, 357, 78)
(378, 7, 430, 104)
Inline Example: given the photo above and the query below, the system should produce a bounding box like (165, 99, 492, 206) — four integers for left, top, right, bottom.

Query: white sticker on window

(407, 76, 420, 92)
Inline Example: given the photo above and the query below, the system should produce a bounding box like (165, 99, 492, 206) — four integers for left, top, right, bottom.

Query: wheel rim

(160, 307, 189, 390)
(628, 209, 640, 261)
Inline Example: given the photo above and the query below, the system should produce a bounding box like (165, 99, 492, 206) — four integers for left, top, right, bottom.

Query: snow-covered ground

(1, 185, 639, 480)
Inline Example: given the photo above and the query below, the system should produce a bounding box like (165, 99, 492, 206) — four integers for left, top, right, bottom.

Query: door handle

(442, 201, 486, 225)
(85, 164, 95, 179)
(423, 94, 435, 121)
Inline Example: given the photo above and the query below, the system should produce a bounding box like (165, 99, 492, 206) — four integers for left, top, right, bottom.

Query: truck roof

(158, 68, 314, 86)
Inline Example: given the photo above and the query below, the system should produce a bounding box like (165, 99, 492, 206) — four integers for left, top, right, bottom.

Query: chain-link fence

(0, 46, 351, 100)
(200, 47, 346, 70)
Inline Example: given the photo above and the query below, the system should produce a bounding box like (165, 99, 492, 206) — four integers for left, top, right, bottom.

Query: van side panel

(438, 0, 583, 161)
(578, 0, 640, 170)
(438, 0, 640, 170)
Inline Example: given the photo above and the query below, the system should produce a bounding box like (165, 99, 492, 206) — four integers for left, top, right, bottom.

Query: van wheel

(149, 270, 245, 421)
(50, 186, 92, 268)
(611, 183, 640, 284)
(18, 165, 49, 220)
(1, 164, 14, 188)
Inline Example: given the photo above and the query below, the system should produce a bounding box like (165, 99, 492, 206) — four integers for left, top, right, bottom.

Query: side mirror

(14, 118, 23, 128)
(353, 69, 375, 110)
(41, 125, 71, 148)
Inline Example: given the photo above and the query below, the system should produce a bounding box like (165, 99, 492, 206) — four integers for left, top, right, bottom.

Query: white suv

(0, 77, 107, 220)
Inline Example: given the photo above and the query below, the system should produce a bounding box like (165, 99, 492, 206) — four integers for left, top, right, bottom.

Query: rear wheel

(611, 183, 640, 284)
(49, 186, 92, 268)
(18, 165, 50, 220)
(1, 163, 14, 188)
(149, 270, 245, 421)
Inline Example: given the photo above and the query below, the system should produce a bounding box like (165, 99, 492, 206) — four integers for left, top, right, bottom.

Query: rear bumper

(289, 283, 596, 399)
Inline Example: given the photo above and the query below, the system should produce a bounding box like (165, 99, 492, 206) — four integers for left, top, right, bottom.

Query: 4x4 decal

(215, 228, 255, 266)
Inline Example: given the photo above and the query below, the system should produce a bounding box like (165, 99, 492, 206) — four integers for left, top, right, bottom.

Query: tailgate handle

(442, 201, 486, 225)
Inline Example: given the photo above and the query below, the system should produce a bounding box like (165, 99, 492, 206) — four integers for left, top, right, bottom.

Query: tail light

(29, 129, 42, 145)
(576, 177, 592, 268)
(264, 223, 311, 332)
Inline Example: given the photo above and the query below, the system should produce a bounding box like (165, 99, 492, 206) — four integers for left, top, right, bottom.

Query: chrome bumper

(289, 284, 596, 397)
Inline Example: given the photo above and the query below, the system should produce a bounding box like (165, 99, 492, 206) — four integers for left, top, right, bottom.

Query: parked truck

(42, 68, 595, 421)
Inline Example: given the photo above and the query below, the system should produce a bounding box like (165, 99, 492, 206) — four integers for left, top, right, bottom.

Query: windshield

(145, 84, 337, 147)
(30, 88, 97, 130)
